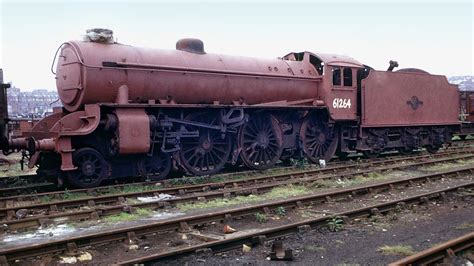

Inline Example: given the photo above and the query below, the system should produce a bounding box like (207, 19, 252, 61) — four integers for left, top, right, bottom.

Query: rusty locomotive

(0, 37, 461, 188)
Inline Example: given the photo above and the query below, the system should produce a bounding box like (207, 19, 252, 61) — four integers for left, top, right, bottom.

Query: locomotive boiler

(4, 35, 460, 188)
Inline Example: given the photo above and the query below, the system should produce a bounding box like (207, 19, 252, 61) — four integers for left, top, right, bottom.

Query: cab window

(332, 67, 341, 86)
(343, 68, 352, 87)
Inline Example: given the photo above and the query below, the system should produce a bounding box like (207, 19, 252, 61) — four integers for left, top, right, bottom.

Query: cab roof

(283, 51, 363, 68)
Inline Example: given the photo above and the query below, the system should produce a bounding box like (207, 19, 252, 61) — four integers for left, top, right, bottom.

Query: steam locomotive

(0, 36, 462, 188)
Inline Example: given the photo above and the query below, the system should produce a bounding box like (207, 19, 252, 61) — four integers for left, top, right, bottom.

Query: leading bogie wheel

(66, 147, 108, 188)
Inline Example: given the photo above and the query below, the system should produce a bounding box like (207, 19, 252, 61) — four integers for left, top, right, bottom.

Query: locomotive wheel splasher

(179, 112, 232, 175)
(238, 114, 283, 170)
(300, 113, 338, 163)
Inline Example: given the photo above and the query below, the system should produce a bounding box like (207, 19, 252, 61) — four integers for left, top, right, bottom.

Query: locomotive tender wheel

(300, 113, 338, 163)
(138, 152, 172, 181)
(179, 112, 232, 175)
(66, 147, 108, 188)
(238, 114, 283, 170)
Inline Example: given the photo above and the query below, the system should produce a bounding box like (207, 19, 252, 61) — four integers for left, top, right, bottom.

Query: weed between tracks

(313, 172, 392, 189)
(166, 165, 314, 187)
(419, 158, 474, 172)
(378, 245, 415, 256)
(33, 163, 320, 205)
(38, 185, 161, 204)
(104, 208, 153, 223)
(454, 222, 474, 230)
(177, 184, 311, 211)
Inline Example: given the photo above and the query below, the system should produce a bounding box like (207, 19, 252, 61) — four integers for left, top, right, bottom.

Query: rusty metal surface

(361, 71, 460, 127)
(461, 91, 474, 122)
(56, 41, 320, 112)
(389, 232, 474, 265)
(115, 108, 150, 154)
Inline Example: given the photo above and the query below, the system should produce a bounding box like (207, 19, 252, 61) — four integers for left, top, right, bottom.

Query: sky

(0, 0, 472, 91)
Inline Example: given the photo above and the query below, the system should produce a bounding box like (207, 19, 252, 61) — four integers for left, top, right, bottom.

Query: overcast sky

(0, 0, 472, 90)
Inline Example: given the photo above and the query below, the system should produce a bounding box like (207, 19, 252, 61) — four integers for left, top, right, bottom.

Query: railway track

(117, 183, 473, 265)
(0, 151, 473, 232)
(389, 232, 474, 265)
(1, 176, 470, 264)
(0, 143, 472, 197)
(1, 147, 472, 203)
(0, 150, 474, 231)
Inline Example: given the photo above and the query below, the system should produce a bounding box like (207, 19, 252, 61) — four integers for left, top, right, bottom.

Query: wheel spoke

(179, 112, 231, 175)
(239, 115, 282, 170)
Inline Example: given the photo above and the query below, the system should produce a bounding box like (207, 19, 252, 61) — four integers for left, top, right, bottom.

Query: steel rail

(0, 175, 472, 263)
(1, 161, 474, 233)
(115, 183, 474, 265)
(0, 146, 471, 199)
(1, 152, 473, 224)
(0, 144, 471, 197)
(1, 148, 472, 208)
(389, 232, 474, 265)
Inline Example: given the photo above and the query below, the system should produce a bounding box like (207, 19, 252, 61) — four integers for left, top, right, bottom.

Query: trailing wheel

(300, 113, 338, 163)
(138, 152, 172, 181)
(179, 112, 232, 175)
(238, 114, 283, 170)
(66, 147, 108, 188)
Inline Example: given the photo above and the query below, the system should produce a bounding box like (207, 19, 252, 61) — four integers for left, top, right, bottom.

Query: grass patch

(104, 208, 153, 223)
(0, 162, 36, 178)
(166, 160, 321, 187)
(327, 216, 344, 232)
(378, 245, 415, 256)
(255, 212, 268, 223)
(454, 223, 474, 230)
(420, 158, 474, 172)
(38, 184, 162, 204)
(177, 184, 311, 211)
(39, 191, 90, 203)
(312, 171, 391, 189)
(107, 184, 162, 194)
(275, 206, 286, 216)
